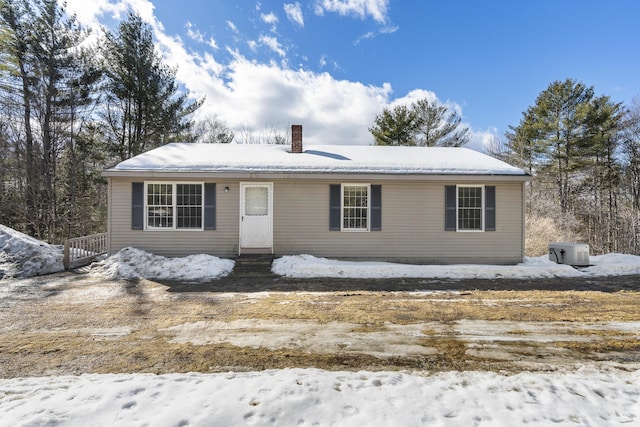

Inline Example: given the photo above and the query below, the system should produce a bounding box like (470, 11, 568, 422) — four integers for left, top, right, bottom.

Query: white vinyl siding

(107, 177, 525, 264)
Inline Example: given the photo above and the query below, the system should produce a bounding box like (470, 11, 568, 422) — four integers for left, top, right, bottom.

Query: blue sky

(65, 0, 640, 149)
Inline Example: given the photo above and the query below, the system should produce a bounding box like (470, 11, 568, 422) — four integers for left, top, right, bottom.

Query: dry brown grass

(227, 290, 640, 324)
(1, 278, 639, 378)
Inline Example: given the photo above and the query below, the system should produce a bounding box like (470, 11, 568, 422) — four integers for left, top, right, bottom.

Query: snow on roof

(107, 143, 527, 176)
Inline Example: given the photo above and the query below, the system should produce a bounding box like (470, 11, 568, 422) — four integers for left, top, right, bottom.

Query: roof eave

(102, 169, 531, 181)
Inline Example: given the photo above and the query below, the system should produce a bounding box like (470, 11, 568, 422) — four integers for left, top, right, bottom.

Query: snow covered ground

(3, 223, 640, 281)
(2, 225, 640, 425)
(1, 368, 638, 426)
(273, 253, 640, 279)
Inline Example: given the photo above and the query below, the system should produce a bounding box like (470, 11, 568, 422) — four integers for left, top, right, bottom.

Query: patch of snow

(2, 223, 639, 283)
(165, 318, 640, 357)
(0, 225, 63, 279)
(90, 247, 234, 282)
(0, 368, 637, 426)
(107, 143, 527, 176)
(165, 320, 436, 357)
(272, 253, 640, 279)
(584, 253, 640, 276)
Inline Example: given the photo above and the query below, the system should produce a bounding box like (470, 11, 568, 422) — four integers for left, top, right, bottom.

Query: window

(329, 184, 381, 232)
(146, 183, 203, 229)
(342, 184, 369, 231)
(147, 184, 173, 228)
(457, 186, 483, 230)
(244, 186, 269, 216)
(445, 185, 496, 232)
(176, 184, 203, 228)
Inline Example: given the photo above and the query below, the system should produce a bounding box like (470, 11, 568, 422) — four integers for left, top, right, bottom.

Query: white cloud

(60, 0, 483, 150)
(208, 58, 392, 144)
(315, 0, 390, 24)
(353, 31, 375, 45)
(185, 22, 204, 43)
(208, 38, 220, 50)
(468, 128, 501, 153)
(258, 35, 286, 57)
(260, 12, 279, 25)
(63, 0, 126, 28)
(226, 20, 238, 33)
(389, 89, 438, 108)
(284, 3, 305, 27)
(380, 24, 398, 34)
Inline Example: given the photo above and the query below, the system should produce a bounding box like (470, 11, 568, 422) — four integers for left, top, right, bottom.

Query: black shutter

(204, 183, 216, 230)
(329, 184, 341, 231)
(485, 185, 496, 231)
(445, 185, 457, 231)
(132, 182, 144, 230)
(370, 185, 381, 231)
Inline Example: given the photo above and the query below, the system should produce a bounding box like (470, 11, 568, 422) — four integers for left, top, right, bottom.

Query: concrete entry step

(230, 254, 276, 277)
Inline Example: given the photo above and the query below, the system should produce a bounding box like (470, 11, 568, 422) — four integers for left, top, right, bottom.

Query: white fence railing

(64, 232, 108, 270)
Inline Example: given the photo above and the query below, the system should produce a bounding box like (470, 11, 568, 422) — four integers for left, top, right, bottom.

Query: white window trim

(341, 183, 371, 232)
(456, 184, 485, 232)
(144, 182, 205, 231)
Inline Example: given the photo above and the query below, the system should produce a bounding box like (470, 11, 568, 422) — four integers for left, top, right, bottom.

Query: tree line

(369, 80, 640, 255)
(2, 1, 638, 256)
(0, 0, 309, 244)
(0, 0, 201, 242)
(498, 79, 640, 256)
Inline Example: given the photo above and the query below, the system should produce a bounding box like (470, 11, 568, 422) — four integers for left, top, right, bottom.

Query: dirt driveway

(1, 272, 639, 378)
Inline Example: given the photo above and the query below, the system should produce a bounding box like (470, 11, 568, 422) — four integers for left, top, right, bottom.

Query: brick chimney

(291, 124, 303, 153)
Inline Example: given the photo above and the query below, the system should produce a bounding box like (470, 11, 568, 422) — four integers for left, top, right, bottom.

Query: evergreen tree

(0, 0, 96, 240)
(0, 0, 38, 235)
(369, 98, 469, 147)
(581, 96, 624, 252)
(620, 98, 640, 253)
(100, 12, 202, 160)
(412, 98, 470, 147)
(621, 97, 640, 210)
(512, 79, 594, 215)
(505, 78, 640, 255)
(369, 104, 416, 146)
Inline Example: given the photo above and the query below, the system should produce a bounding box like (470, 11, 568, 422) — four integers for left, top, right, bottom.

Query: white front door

(239, 183, 273, 252)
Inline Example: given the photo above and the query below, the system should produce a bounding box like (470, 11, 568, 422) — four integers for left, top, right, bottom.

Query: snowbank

(272, 253, 640, 279)
(0, 225, 63, 279)
(91, 247, 234, 282)
(2, 221, 639, 282)
(1, 368, 637, 426)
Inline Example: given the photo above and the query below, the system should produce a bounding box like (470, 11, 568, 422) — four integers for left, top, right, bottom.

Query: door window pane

(245, 187, 268, 215)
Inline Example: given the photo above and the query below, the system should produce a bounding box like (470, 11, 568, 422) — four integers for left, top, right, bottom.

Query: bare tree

(194, 115, 234, 143)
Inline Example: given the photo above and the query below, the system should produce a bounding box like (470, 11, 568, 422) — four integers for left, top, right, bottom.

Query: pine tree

(412, 98, 470, 147)
(581, 96, 624, 252)
(369, 98, 470, 147)
(0, 0, 95, 240)
(369, 104, 417, 146)
(100, 12, 202, 160)
(513, 79, 594, 215)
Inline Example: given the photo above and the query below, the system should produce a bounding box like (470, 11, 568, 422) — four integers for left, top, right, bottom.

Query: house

(103, 125, 530, 264)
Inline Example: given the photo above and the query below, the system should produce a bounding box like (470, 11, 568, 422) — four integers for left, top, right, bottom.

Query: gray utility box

(548, 242, 590, 266)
